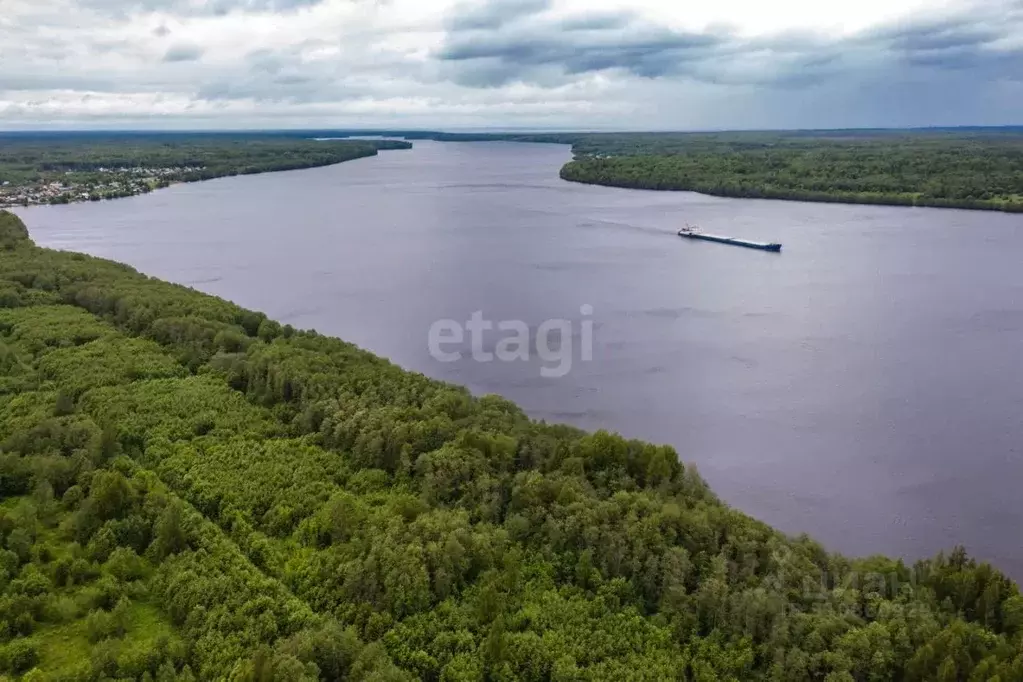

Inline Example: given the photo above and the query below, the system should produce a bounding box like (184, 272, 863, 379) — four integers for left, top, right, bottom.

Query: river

(14, 140, 1023, 577)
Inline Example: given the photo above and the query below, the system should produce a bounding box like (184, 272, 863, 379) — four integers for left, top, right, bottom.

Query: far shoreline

(6, 132, 1021, 215)
(0, 137, 410, 210)
(558, 169, 1023, 214)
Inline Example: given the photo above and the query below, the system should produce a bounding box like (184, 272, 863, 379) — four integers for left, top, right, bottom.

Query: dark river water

(15, 140, 1023, 577)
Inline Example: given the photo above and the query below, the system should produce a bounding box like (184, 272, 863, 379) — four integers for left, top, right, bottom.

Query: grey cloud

(437, 2, 1023, 90)
(872, 15, 1023, 79)
(191, 45, 372, 103)
(0, 73, 121, 92)
(904, 48, 982, 69)
(273, 74, 314, 85)
(163, 43, 204, 62)
(447, 0, 551, 31)
(906, 47, 1023, 78)
(874, 18, 1002, 52)
(441, 25, 721, 63)
(559, 13, 633, 32)
(247, 48, 287, 74)
(195, 74, 365, 103)
(439, 20, 729, 86)
(153, 24, 171, 37)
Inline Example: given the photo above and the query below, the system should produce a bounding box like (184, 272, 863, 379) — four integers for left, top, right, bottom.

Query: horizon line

(2, 124, 1023, 136)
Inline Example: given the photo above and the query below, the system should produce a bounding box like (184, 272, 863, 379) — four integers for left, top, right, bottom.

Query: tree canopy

(0, 212, 30, 250)
(558, 132, 1023, 212)
(0, 135, 411, 206)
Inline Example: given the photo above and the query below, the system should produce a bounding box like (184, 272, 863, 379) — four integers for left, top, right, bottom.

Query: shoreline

(559, 160, 1023, 214)
(7, 133, 1019, 214)
(0, 161, 350, 210)
(394, 132, 1023, 214)
(0, 153, 379, 210)
(0, 137, 411, 210)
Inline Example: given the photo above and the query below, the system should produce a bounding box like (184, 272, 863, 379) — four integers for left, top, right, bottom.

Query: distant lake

(16, 140, 1023, 577)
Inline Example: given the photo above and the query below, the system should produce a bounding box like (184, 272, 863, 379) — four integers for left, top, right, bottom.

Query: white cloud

(0, 0, 1020, 129)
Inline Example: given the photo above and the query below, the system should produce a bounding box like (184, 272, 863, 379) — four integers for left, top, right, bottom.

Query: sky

(2, 0, 1022, 130)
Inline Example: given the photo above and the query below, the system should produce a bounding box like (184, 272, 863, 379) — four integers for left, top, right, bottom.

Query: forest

(0, 207, 1021, 680)
(556, 131, 1023, 212)
(0, 135, 410, 206)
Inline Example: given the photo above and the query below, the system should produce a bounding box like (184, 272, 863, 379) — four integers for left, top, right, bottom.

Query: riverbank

(560, 156, 1023, 212)
(395, 129, 1023, 213)
(556, 146, 1023, 213)
(0, 134, 411, 208)
(2, 207, 1022, 678)
(6, 128, 1021, 212)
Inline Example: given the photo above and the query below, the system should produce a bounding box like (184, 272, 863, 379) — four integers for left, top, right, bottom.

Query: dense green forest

(555, 132, 1023, 212)
(0, 136, 410, 206)
(0, 208, 1022, 680)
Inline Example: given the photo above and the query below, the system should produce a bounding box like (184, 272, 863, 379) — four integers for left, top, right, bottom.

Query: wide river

(15, 140, 1023, 577)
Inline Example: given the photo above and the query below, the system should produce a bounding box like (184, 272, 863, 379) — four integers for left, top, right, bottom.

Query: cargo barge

(678, 225, 781, 252)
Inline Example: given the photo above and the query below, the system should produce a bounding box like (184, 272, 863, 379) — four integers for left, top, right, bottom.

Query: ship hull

(678, 231, 782, 252)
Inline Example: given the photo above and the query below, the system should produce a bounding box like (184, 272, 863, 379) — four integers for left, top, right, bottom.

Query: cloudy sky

(2, 0, 1022, 130)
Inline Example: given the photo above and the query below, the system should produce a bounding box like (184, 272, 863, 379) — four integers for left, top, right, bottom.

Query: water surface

(16, 140, 1023, 576)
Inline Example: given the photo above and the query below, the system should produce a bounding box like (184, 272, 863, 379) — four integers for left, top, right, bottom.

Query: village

(0, 165, 206, 207)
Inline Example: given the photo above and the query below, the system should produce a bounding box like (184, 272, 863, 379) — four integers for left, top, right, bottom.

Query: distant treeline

(554, 133, 1023, 212)
(0, 136, 411, 188)
(5, 128, 1023, 211)
(394, 129, 1023, 212)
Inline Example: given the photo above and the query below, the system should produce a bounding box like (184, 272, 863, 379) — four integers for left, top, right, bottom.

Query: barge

(678, 225, 781, 252)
